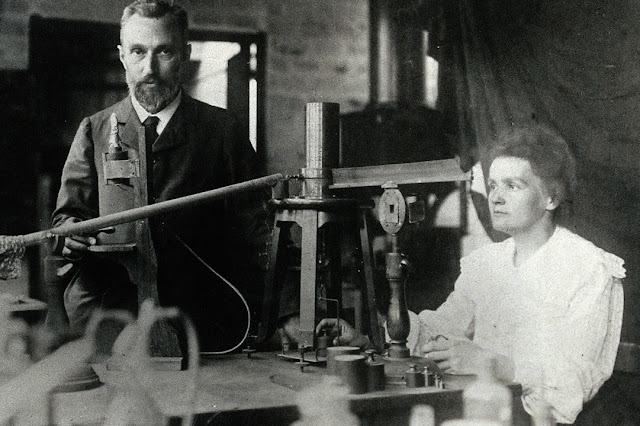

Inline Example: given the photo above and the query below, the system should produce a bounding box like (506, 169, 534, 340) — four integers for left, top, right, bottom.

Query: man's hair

(489, 124, 577, 215)
(121, 0, 189, 44)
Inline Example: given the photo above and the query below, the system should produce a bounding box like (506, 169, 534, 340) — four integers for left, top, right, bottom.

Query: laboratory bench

(48, 351, 530, 425)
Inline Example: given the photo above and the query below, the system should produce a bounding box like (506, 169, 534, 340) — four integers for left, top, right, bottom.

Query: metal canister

(301, 102, 340, 199)
(405, 364, 425, 388)
(316, 334, 332, 359)
(426, 368, 435, 387)
(335, 354, 367, 395)
(367, 361, 385, 392)
(326, 346, 360, 375)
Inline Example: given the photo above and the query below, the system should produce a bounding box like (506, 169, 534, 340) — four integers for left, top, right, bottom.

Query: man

(318, 125, 624, 423)
(53, 0, 268, 353)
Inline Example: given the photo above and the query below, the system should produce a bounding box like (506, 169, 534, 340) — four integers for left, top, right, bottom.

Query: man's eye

(509, 184, 519, 190)
(159, 49, 173, 56)
(131, 49, 144, 56)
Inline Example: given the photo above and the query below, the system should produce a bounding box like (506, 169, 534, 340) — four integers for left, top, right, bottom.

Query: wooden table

(50, 352, 528, 425)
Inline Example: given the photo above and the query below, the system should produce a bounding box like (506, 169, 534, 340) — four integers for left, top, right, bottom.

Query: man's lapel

(114, 97, 141, 151)
(153, 94, 197, 152)
(112, 94, 197, 152)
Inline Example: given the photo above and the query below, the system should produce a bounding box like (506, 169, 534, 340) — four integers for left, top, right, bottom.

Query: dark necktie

(143, 116, 159, 203)
(143, 116, 160, 146)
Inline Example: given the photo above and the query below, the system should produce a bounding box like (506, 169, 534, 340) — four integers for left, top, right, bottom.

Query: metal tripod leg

(358, 210, 384, 350)
(257, 218, 289, 343)
(298, 210, 318, 347)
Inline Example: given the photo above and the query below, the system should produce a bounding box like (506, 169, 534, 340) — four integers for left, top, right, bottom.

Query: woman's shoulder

(461, 237, 513, 266)
(552, 227, 626, 279)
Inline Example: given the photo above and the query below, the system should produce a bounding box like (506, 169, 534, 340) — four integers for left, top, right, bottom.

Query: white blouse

(406, 226, 625, 424)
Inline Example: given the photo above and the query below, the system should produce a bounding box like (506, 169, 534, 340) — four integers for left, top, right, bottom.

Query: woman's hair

(121, 0, 188, 43)
(488, 124, 577, 215)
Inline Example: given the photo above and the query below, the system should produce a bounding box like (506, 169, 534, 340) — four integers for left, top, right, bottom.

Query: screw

(365, 349, 376, 363)
(242, 347, 256, 359)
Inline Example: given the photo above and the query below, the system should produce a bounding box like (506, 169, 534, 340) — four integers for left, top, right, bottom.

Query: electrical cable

(170, 231, 251, 355)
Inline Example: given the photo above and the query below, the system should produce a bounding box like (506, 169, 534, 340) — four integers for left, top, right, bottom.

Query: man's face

(487, 156, 557, 236)
(118, 14, 191, 113)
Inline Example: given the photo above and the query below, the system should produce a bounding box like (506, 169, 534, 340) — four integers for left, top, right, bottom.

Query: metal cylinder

(301, 102, 340, 199)
(367, 361, 386, 392)
(426, 369, 435, 387)
(335, 354, 368, 394)
(326, 346, 360, 375)
(405, 364, 425, 388)
(316, 334, 332, 358)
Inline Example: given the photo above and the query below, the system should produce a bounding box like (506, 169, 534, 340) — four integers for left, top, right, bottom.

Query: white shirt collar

(131, 91, 182, 135)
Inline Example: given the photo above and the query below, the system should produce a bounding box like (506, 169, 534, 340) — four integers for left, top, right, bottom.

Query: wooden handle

(20, 173, 283, 247)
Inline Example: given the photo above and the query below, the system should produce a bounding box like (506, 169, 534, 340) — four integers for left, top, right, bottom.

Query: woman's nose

(490, 188, 505, 204)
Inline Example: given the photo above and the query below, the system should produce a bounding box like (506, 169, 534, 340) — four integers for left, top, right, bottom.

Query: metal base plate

(276, 349, 326, 364)
(88, 243, 136, 253)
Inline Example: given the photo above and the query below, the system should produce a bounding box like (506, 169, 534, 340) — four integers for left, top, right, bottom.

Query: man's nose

(141, 53, 158, 74)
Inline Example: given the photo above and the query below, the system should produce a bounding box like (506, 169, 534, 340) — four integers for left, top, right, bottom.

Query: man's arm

(52, 117, 100, 258)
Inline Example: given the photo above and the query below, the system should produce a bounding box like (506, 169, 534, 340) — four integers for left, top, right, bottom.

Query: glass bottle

(462, 357, 512, 426)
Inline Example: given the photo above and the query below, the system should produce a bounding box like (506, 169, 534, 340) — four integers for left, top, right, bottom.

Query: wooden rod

(20, 173, 283, 247)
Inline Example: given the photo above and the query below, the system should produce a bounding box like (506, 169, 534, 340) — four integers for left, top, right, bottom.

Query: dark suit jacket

(53, 94, 269, 351)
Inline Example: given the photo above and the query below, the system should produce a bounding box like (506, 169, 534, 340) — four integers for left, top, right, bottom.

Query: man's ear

(117, 45, 126, 68)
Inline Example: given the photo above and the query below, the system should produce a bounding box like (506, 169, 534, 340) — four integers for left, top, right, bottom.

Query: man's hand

(279, 315, 300, 344)
(61, 235, 96, 261)
(421, 338, 487, 375)
(315, 318, 370, 348)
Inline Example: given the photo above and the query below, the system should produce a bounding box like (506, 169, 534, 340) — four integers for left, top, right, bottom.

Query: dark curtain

(444, 0, 640, 343)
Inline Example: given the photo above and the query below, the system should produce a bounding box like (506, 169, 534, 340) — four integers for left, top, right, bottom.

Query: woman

(318, 125, 625, 423)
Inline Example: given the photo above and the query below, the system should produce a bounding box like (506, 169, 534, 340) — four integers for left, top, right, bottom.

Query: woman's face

(487, 156, 557, 236)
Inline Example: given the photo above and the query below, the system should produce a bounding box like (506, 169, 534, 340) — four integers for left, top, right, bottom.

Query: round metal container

(367, 361, 386, 392)
(326, 346, 360, 375)
(335, 354, 367, 395)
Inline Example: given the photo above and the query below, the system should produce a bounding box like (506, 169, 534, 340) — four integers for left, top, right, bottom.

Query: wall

(0, 0, 370, 175)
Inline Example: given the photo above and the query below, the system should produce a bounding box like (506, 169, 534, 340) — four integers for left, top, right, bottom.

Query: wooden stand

(258, 197, 384, 351)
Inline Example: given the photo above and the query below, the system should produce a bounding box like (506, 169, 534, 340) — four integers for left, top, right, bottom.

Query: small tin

(316, 334, 332, 358)
(367, 361, 385, 392)
(405, 364, 425, 388)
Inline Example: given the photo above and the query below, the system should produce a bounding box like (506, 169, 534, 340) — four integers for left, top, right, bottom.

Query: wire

(170, 231, 251, 355)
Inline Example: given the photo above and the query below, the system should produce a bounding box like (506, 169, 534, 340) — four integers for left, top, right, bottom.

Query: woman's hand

(421, 338, 487, 375)
(421, 338, 515, 380)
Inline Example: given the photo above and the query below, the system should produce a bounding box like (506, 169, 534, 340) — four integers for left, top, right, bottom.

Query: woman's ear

(545, 190, 560, 212)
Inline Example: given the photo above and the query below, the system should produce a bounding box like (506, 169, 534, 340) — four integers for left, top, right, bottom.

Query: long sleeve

(406, 262, 477, 355)
(404, 227, 624, 423)
(52, 117, 99, 228)
(513, 251, 625, 424)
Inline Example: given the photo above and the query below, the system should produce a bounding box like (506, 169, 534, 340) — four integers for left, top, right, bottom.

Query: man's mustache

(138, 76, 166, 85)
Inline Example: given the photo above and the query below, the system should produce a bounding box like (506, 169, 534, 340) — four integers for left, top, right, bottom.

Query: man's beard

(129, 75, 180, 114)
